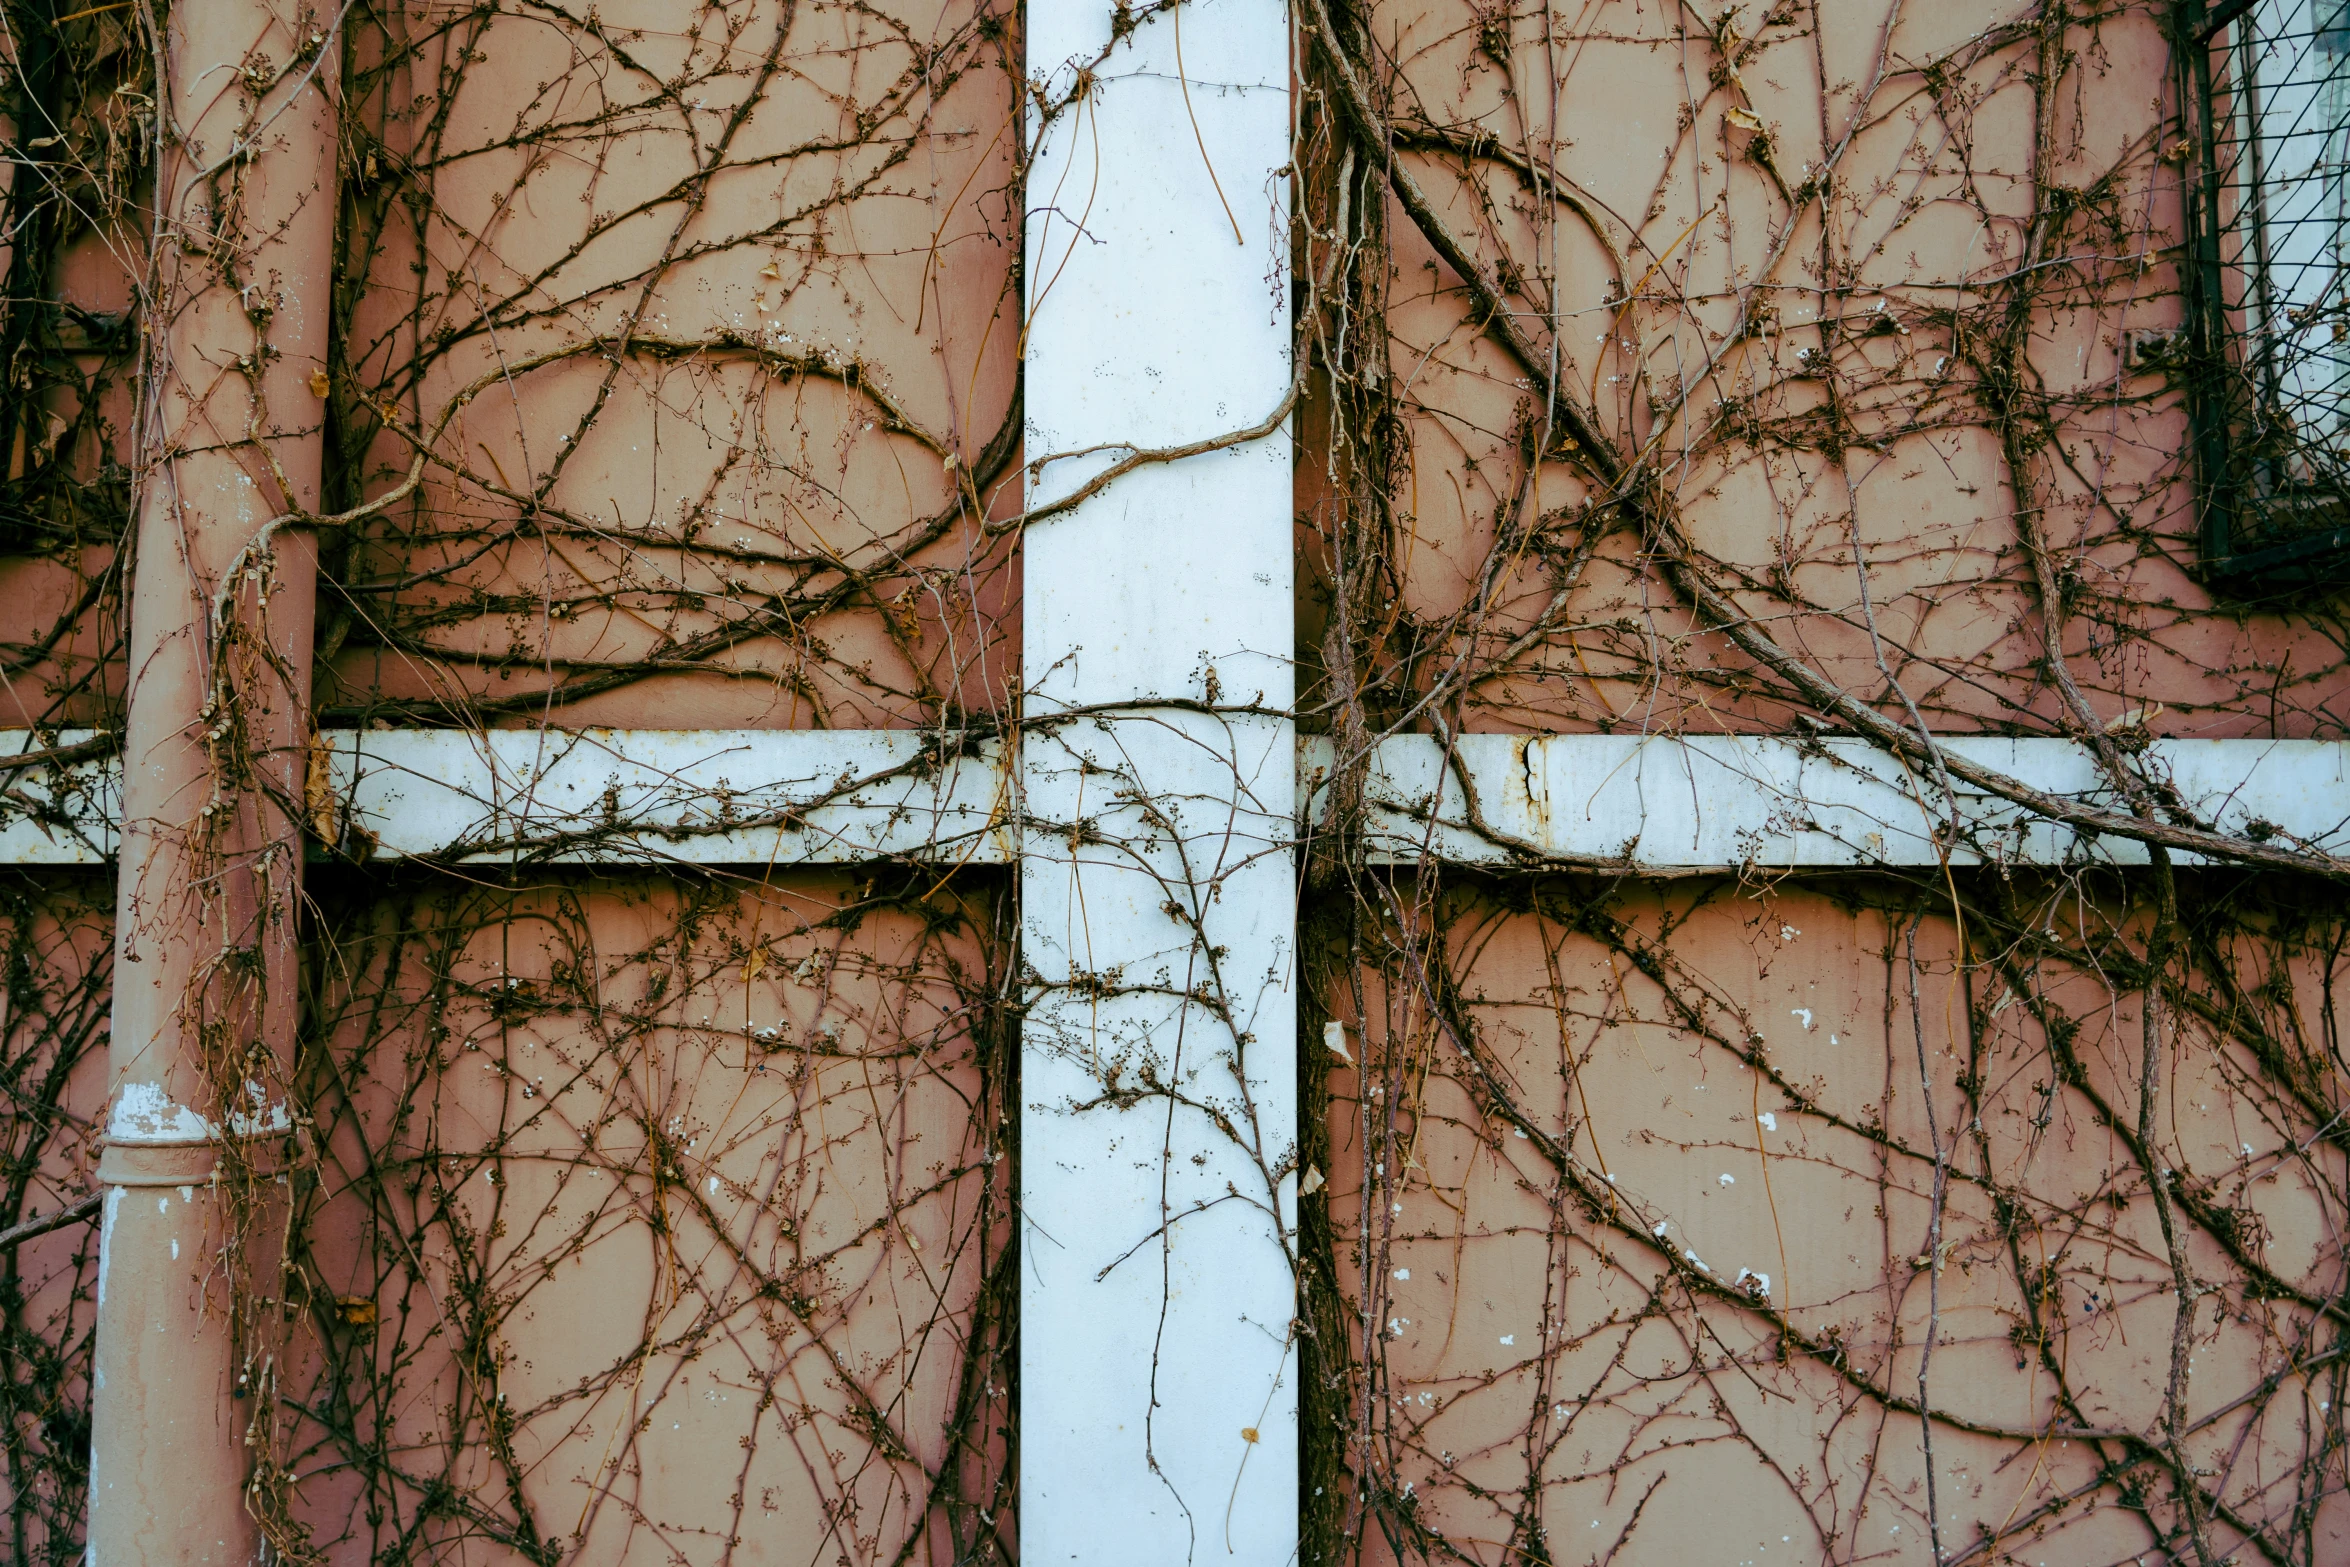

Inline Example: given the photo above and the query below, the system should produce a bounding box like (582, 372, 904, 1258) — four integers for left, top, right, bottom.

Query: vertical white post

(1021, 2, 1295, 1560)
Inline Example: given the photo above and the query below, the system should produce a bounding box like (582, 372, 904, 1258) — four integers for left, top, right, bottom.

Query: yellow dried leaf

(308, 367, 330, 398)
(1240, 1427, 1259, 1444)
(305, 731, 339, 847)
(336, 1295, 377, 1327)
(1299, 1166, 1326, 1196)
(1725, 107, 1766, 134)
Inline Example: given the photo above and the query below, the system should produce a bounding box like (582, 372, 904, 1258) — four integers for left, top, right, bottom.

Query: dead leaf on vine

(305, 731, 340, 847)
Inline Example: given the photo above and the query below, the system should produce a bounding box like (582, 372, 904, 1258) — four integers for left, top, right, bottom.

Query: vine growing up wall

(5, 1, 1030, 1560)
(2, 1, 2348, 1564)
(1295, 1, 2350, 1562)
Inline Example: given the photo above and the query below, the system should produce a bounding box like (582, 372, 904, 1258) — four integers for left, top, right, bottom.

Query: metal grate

(2185, 0, 2350, 585)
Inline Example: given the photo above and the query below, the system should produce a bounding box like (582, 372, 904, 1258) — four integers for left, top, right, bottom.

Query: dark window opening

(2180, 0, 2350, 590)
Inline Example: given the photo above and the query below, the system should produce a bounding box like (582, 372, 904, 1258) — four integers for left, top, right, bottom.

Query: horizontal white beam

(1, 728, 1012, 867)
(8, 729, 2346, 871)
(2, 733, 111, 862)
(1311, 733, 2350, 871)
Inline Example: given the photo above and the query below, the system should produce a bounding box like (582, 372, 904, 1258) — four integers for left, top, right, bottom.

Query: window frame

(2178, 0, 2350, 589)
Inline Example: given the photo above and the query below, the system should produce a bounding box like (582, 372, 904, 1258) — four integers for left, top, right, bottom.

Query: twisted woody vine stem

(1294, 0, 2348, 1562)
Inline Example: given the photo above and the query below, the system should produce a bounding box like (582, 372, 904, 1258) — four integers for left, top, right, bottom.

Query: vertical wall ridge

(1020, 1, 1298, 1558)
(91, 5, 335, 1559)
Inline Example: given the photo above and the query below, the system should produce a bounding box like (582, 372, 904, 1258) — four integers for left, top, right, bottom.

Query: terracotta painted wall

(288, 869, 1012, 1562)
(1291, 2, 2350, 1562)
(3, 1, 2348, 1563)
(0, 875, 112, 1565)
(1297, 0, 2350, 739)
(280, 4, 1027, 1560)
(1318, 876, 2349, 1562)
(320, 0, 1023, 730)
(3, 3, 1023, 1563)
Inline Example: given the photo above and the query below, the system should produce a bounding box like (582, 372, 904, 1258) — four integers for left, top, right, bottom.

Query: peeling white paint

(229, 1080, 290, 1136)
(108, 1082, 213, 1144)
(94, 1186, 123, 1309)
(1757, 1112, 1778, 1132)
(106, 1080, 287, 1144)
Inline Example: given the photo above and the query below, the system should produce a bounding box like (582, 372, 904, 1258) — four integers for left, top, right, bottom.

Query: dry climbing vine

(2, 1, 2348, 1564)
(1295, 1, 2350, 1563)
(7, 1, 1029, 1561)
